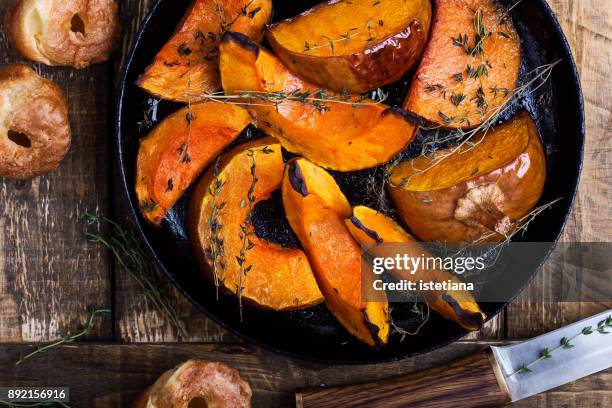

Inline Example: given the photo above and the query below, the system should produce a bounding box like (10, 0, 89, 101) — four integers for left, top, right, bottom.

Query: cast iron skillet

(115, 0, 585, 363)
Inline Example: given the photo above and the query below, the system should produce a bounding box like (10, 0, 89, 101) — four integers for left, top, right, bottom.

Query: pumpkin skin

(404, 0, 520, 129)
(188, 137, 323, 311)
(136, 0, 272, 102)
(266, 0, 432, 93)
(389, 111, 546, 243)
(218, 32, 418, 172)
(346, 206, 485, 331)
(136, 102, 251, 226)
(282, 158, 390, 347)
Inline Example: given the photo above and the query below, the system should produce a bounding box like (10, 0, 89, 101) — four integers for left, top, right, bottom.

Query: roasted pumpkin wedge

(219, 32, 418, 171)
(346, 206, 485, 331)
(282, 158, 390, 346)
(188, 138, 324, 311)
(389, 111, 546, 243)
(136, 102, 251, 225)
(404, 0, 520, 128)
(136, 0, 272, 102)
(266, 0, 432, 93)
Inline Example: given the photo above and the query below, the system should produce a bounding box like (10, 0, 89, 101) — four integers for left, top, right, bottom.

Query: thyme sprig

(185, 89, 387, 111)
(178, 62, 194, 164)
(389, 304, 430, 342)
(206, 156, 227, 301)
(85, 214, 186, 338)
(471, 8, 489, 56)
(510, 314, 612, 376)
(498, 0, 523, 24)
(471, 198, 563, 245)
(137, 98, 160, 132)
(15, 308, 111, 366)
(394, 59, 562, 188)
(236, 145, 274, 321)
(303, 29, 360, 53)
(451, 8, 490, 57)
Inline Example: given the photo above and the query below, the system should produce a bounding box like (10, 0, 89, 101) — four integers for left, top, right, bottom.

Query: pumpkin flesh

(346, 206, 485, 331)
(404, 0, 520, 128)
(389, 111, 546, 242)
(189, 138, 323, 311)
(282, 158, 390, 347)
(136, 0, 272, 102)
(219, 32, 418, 171)
(136, 102, 251, 225)
(267, 0, 432, 93)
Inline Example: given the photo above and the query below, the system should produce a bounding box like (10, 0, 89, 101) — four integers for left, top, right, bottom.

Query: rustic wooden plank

(112, 0, 234, 342)
(506, 0, 612, 338)
(0, 1, 112, 342)
(0, 342, 609, 407)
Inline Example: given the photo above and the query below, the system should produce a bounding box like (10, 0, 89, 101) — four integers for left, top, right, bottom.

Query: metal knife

(296, 309, 612, 408)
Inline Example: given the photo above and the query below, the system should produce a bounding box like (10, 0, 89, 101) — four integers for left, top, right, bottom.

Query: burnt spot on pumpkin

(288, 161, 308, 196)
(442, 294, 484, 330)
(222, 32, 260, 57)
(350, 216, 383, 245)
(362, 308, 383, 348)
(382, 106, 420, 125)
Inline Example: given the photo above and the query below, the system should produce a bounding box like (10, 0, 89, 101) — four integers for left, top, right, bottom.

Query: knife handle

(296, 350, 511, 408)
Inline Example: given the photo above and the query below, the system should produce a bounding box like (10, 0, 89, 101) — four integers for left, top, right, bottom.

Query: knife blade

(296, 309, 612, 408)
(491, 309, 612, 402)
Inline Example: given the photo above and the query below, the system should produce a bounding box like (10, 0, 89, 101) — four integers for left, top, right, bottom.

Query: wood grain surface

(0, 342, 609, 407)
(0, 0, 610, 407)
(0, 3, 112, 343)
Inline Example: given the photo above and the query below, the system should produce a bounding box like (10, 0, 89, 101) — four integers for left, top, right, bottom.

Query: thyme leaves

(207, 156, 227, 301)
(509, 314, 612, 377)
(235, 145, 274, 321)
(85, 214, 186, 338)
(451, 9, 490, 57)
(16, 307, 111, 366)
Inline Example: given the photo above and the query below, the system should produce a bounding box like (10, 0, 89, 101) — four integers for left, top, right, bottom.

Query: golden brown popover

(5, 0, 121, 68)
(133, 360, 252, 408)
(0, 64, 71, 179)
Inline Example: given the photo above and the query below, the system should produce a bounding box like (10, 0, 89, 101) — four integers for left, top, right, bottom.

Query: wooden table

(0, 0, 610, 406)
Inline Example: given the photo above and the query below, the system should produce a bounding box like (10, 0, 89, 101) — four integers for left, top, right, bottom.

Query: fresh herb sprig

(389, 304, 430, 343)
(178, 62, 194, 164)
(137, 98, 160, 132)
(510, 314, 612, 376)
(303, 29, 360, 53)
(15, 308, 111, 366)
(395, 59, 562, 188)
(235, 146, 274, 321)
(206, 156, 227, 301)
(184, 89, 387, 111)
(451, 8, 490, 57)
(85, 214, 186, 338)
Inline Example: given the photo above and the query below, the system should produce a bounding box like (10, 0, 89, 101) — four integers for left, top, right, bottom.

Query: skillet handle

(295, 349, 511, 408)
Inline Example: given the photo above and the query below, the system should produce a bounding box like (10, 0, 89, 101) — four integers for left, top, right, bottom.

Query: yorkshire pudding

(5, 0, 121, 68)
(134, 360, 252, 408)
(0, 64, 71, 179)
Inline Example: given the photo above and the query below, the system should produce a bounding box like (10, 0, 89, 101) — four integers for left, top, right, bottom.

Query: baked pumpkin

(282, 158, 390, 346)
(389, 111, 546, 243)
(189, 137, 323, 311)
(404, 0, 520, 128)
(136, 102, 251, 225)
(136, 0, 272, 102)
(266, 0, 432, 93)
(219, 32, 418, 171)
(346, 206, 485, 331)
